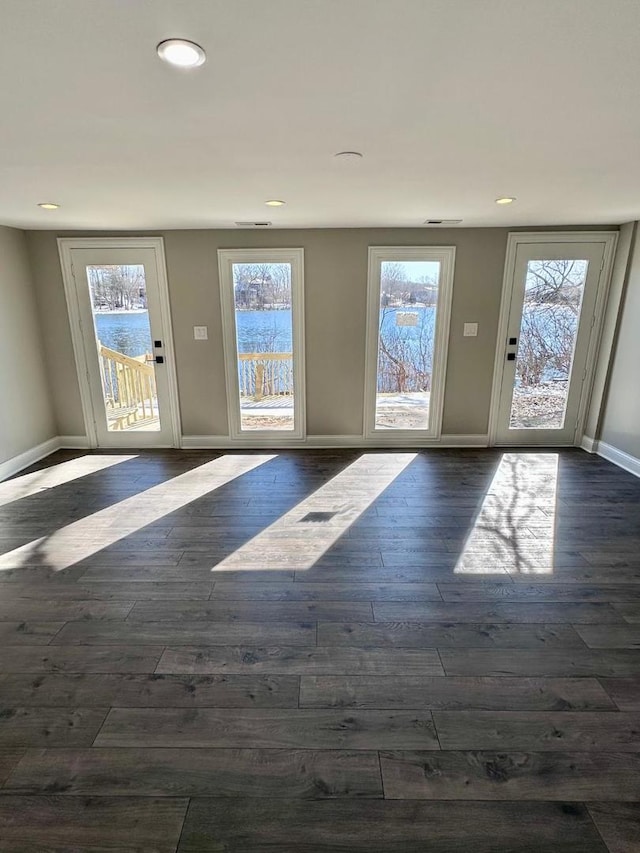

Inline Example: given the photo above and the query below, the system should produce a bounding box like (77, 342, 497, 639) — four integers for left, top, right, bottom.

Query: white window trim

(363, 246, 456, 442)
(218, 248, 306, 442)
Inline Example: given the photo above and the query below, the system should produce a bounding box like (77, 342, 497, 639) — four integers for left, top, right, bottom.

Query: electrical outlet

(193, 326, 208, 340)
(463, 322, 478, 337)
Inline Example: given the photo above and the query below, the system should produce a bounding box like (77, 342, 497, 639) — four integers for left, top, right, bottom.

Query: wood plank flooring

(0, 447, 639, 850)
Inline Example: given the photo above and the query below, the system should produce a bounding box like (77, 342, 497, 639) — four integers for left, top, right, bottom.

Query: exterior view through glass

(375, 259, 441, 430)
(85, 264, 160, 432)
(232, 262, 295, 431)
(509, 259, 588, 429)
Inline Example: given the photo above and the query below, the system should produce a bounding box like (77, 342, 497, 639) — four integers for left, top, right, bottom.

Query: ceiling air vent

(423, 219, 463, 226)
(235, 221, 272, 227)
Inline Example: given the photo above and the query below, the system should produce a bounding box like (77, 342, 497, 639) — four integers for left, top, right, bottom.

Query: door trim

(488, 231, 618, 447)
(58, 237, 182, 448)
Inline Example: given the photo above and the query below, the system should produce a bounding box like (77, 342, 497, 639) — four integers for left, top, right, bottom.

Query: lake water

(235, 310, 293, 352)
(95, 309, 296, 357)
(95, 306, 574, 390)
(95, 311, 153, 357)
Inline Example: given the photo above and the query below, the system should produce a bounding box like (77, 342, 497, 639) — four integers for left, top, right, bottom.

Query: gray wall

(0, 226, 55, 463)
(26, 225, 616, 441)
(600, 222, 640, 459)
(27, 227, 509, 438)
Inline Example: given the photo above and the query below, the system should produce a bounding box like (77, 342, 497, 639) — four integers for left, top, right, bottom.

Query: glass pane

(509, 259, 588, 430)
(232, 262, 294, 431)
(375, 260, 441, 430)
(85, 265, 160, 432)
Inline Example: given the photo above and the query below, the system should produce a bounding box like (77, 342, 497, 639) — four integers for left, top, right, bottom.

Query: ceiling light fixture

(265, 200, 286, 207)
(156, 39, 206, 68)
(38, 202, 60, 210)
(495, 196, 516, 205)
(334, 151, 363, 161)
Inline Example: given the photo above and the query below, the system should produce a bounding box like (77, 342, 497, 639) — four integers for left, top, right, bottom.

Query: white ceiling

(2, 0, 640, 230)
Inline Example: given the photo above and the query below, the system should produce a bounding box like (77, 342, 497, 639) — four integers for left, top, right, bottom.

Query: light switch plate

(193, 326, 208, 340)
(463, 322, 478, 337)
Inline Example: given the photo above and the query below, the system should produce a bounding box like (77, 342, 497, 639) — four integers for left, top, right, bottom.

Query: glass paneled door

(493, 236, 614, 445)
(364, 247, 455, 441)
(59, 239, 179, 447)
(218, 249, 306, 441)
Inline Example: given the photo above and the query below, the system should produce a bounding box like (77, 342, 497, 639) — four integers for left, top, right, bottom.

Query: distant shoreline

(94, 308, 148, 315)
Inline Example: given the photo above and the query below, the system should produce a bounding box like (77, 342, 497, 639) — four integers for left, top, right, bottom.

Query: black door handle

(152, 356, 164, 364)
(507, 353, 516, 361)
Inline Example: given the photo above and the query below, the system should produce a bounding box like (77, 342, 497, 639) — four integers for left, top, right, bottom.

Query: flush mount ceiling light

(334, 151, 363, 162)
(495, 196, 516, 205)
(38, 202, 60, 210)
(156, 39, 206, 68)
(265, 200, 286, 207)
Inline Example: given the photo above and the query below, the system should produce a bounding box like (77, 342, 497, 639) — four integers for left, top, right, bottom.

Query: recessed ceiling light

(334, 151, 363, 161)
(265, 200, 286, 207)
(156, 39, 206, 68)
(38, 202, 60, 210)
(495, 196, 516, 205)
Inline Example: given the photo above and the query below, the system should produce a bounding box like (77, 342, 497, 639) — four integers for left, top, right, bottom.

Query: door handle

(507, 353, 516, 361)
(151, 356, 164, 364)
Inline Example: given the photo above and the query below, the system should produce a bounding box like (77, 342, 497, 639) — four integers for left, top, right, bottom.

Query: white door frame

(218, 247, 306, 442)
(58, 237, 181, 448)
(488, 231, 618, 447)
(363, 245, 455, 443)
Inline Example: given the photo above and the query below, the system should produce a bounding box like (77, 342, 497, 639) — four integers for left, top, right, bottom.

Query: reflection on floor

(0, 447, 638, 852)
(455, 452, 559, 574)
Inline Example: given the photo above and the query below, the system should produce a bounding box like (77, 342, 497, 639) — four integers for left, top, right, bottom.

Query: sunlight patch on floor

(454, 452, 559, 575)
(0, 454, 137, 509)
(211, 453, 417, 572)
(0, 455, 275, 572)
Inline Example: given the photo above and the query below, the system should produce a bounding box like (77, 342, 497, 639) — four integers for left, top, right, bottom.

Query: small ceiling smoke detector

(235, 221, 272, 227)
(38, 202, 60, 210)
(157, 39, 206, 68)
(334, 151, 363, 161)
(423, 219, 463, 225)
(265, 200, 286, 207)
(495, 196, 516, 205)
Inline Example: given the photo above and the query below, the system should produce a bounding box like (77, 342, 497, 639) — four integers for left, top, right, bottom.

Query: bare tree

(377, 307, 435, 393)
(233, 263, 291, 310)
(87, 265, 146, 311)
(380, 262, 407, 307)
(268, 264, 291, 308)
(526, 260, 585, 314)
(515, 259, 585, 387)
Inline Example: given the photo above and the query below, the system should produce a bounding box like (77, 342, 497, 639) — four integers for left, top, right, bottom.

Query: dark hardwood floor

(0, 446, 639, 851)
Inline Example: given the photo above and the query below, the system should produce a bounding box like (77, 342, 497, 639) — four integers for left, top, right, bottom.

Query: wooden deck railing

(238, 353, 293, 400)
(98, 343, 157, 429)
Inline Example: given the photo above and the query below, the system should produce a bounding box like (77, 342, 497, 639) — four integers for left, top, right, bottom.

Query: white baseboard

(0, 437, 60, 482)
(0, 431, 492, 481)
(0, 435, 95, 482)
(58, 435, 91, 449)
(593, 440, 640, 479)
(7, 433, 636, 484)
(440, 434, 489, 447)
(181, 433, 489, 450)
